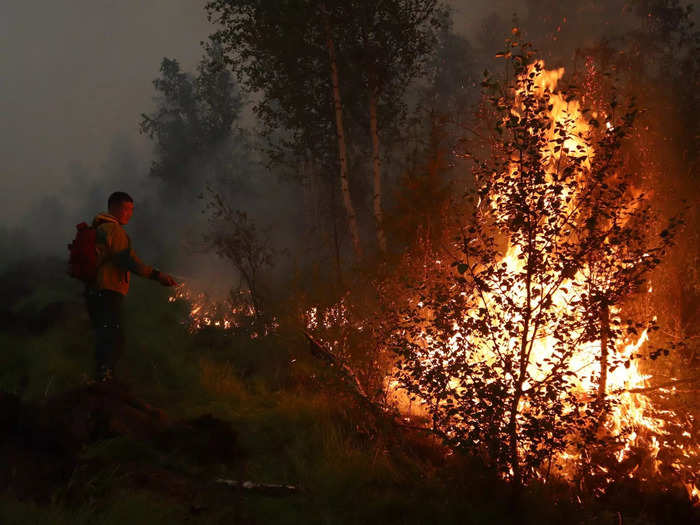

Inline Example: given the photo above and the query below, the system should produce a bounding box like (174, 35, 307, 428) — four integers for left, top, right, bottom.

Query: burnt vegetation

(1, 1, 699, 523)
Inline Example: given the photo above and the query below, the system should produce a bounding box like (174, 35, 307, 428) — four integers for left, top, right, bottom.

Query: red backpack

(68, 222, 98, 283)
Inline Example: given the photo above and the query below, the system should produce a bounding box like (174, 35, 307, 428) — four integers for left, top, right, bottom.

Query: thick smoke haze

(1, 0, 695, 272)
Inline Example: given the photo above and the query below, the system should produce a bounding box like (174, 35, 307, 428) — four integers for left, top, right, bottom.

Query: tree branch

(626, 376, 700, 394)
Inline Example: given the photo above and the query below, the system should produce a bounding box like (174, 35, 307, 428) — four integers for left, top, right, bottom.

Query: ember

(170, 282, 277, 337)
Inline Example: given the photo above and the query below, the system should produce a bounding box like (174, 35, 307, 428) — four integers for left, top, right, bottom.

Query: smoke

(0, 0, 302, 288)
(0, 1, 210, 224)
(451, 0, 653, 66)
(1, 0, 696, 276)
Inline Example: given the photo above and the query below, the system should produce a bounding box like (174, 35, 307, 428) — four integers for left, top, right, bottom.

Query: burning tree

(384, 40, 680, 493)
(203, 191, 275, 324)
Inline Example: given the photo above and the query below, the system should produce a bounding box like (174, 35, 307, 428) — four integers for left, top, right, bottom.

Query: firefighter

(85, 191, 177, 381)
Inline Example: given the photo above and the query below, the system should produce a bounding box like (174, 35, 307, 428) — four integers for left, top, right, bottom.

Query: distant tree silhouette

(139, 43, 242, 196)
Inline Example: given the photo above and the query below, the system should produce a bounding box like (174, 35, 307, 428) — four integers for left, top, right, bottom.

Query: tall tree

(343, 0, 446, 253)
(206, 0, 447, 257)
(207, 0, 364, 257)
(387, 18, 478, 247)
(322, 6, 363, 256)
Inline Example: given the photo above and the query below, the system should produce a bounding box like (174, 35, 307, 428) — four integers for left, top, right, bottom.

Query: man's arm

(111, 229, 177, 286)
(148, 268, 177, 286)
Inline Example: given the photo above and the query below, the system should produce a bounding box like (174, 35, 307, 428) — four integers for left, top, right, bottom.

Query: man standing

(86, 191, 176, 381)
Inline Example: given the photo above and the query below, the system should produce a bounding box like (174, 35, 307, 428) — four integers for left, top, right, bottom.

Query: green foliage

(206, 0, 340, 170)
(206, 0, 451, 259)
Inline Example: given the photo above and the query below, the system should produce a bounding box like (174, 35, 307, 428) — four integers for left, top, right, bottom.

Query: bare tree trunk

(509, 206, 534, 503)
(323, 16, 362, 258)
(301, 157, 317, 248)
(509, 304, 528, 501)
(329, 178, 344, 287)
(368, 85, 387, 252)
(507, 391, 522, 499)
(597, 302, 610, 403)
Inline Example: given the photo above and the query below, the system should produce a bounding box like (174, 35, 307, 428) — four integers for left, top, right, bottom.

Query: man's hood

(92, 213, 119, 227)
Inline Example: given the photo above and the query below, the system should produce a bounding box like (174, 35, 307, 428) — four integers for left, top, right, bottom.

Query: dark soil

(0, 384, 241, 507)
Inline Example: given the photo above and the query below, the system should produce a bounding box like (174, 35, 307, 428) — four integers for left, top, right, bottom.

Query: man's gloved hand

(158, 273, 177, 287)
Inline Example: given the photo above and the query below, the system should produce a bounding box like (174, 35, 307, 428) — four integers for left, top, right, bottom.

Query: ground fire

(169, 282, 278, 337)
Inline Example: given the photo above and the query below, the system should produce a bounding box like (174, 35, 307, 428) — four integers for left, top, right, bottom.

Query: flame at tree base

(170, 282, 278, 337)
(381, 319, 698, 502)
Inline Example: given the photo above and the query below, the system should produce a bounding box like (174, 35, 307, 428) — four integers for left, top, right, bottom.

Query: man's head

(108, 191, 134, 225)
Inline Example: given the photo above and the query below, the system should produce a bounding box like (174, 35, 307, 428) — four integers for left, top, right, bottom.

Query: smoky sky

(0, 0, 537, 228)
(0, 1, 210, 225)
(1, 0, 696, 228)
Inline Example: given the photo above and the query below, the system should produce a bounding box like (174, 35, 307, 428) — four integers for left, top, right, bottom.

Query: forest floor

(0, 257, 696, 525)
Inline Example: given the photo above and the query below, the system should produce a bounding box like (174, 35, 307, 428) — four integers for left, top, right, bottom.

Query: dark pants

(85, 289, 125, 380)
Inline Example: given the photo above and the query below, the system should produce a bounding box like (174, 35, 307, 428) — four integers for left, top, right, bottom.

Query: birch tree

(206, 0, 447, 258)
(139, 43, 241, 195)
(342, 0, 446, 253)
(322, 5, 362, 256)
(206, 0, 364, 257)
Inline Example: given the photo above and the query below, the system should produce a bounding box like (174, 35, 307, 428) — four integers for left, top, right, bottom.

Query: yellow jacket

(92, 213, 154, 295)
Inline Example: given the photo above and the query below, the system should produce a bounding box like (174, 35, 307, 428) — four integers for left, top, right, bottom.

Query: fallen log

(215, 478, 299, 496)
(301, 331, 465, 462)
(302, 331, 440, 436)
(302, 329, 395, 422)
(303, 330, 368, 399)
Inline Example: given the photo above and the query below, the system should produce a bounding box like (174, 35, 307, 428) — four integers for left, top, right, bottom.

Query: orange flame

(170, 282, 277, 337)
